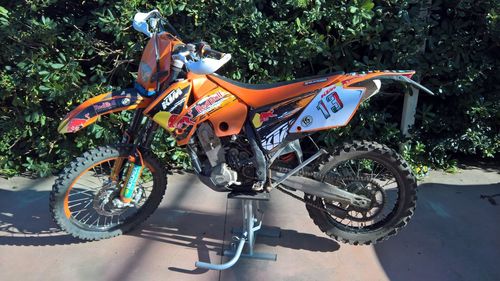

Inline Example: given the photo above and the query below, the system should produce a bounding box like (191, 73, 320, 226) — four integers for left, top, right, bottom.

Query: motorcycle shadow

(0, 187, 82, 246)
(133, 206, 339, 274)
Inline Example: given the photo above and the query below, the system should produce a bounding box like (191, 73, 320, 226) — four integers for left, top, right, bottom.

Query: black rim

(319, 155, 404, 231)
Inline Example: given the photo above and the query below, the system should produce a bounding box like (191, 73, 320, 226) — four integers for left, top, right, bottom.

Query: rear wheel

(50, 145, 167, 240)
(305, 141, 417, 245)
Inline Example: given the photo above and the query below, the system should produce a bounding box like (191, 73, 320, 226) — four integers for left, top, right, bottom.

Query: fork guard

(58, 88, 152, 134)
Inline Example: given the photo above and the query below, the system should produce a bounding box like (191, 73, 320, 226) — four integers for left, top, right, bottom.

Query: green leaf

(361, 0, 375, 11)
(50, 63, 65, 69)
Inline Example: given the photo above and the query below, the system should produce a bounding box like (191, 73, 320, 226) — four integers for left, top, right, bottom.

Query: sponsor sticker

(67, 118, 86, 132)
(93, 100, 117, 113)
(161, 88, 183, 110)
(317, 90, 344, 118)
(252, 110, 277, 128)
(301, 115, 313, 127)
(121, 98, 131, 106)
(262, 122, 289, 150)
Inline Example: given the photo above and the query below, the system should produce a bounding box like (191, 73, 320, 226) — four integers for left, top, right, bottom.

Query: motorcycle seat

(207, 72, 345, 108)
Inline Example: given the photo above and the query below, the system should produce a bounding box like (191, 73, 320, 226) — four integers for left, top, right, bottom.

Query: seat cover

(207, 72, 344, 108)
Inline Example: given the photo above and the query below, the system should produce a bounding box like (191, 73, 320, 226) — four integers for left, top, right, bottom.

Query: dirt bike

(50, 10, 435, 247)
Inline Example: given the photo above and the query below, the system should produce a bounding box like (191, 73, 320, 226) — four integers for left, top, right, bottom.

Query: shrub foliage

(0, 0, 498, 176)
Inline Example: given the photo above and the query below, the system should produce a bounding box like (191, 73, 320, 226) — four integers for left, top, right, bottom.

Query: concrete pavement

(0, 167, 499, 281)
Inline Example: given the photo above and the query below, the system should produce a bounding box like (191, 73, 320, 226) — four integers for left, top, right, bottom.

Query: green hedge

(0, 0, 498, 177)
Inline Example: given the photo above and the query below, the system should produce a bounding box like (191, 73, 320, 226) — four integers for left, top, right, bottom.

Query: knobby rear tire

(305, 141, 417, 245)
(50, 145, 167, 241)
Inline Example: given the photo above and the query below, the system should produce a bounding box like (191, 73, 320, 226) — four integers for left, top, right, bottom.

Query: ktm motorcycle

(50, 10, 435, 245)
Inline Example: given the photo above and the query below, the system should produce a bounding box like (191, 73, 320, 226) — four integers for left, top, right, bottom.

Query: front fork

(119, 151, 144, 203)
(110, 109, 158, 204)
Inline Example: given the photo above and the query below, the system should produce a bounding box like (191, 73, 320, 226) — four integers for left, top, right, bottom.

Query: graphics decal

(152, 112, 195, 131)
(59, 88, 148, 134)
(93, 100, 117, 113)
(121, 98, 131, 106)
(161, 88, 183, 110)
(252, 110, 277, 128)
(289, 84, 364, 133)
(261, 121, 290, 151)
(187, 88, 235, 123)
(316, 89, 344, 118)
(67, 118, 87, 133)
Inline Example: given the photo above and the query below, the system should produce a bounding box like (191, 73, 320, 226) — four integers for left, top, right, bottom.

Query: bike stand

(195, 192, 280, 270)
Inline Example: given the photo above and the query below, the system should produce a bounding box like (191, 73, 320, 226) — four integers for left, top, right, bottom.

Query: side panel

(207, 101, 247, 137)
(250, 92, 316, 151)
(174, 88, 239, 145)
(144, 80, 192, 132)
(58, 88, 151, 134)
(145, 81, 245, 146)
(289, 84, 364, 133)
(187, 73, 247, 137)
(188, 72, 219, 100)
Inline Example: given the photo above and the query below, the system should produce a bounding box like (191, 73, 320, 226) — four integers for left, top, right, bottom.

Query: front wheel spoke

(68, 197, 92, 204)
(72, 208, 88, 218)
(91, 216, 100, 227)
(77, 212, 91, 224)
(83, 198, 93, 209)
(83, 213, 94, 224)
(69, 190, 94, 197)
(68, 201, 86, 208)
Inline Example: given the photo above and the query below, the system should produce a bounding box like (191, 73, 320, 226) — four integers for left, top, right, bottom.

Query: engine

(194, 122, 256, 191)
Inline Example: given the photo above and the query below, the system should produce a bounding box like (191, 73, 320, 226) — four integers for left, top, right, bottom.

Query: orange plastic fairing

(187, 72, 218, 100)
(137, 33, 183, 92)
(207, 99, 247, 137)
(58, 89, 151, 134)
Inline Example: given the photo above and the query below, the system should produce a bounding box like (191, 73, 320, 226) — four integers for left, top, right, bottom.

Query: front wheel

(50, 145, 167, 240)
(305, 141, 417, 245)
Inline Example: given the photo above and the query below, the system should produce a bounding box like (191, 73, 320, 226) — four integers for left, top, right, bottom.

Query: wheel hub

(342, 179, 386, 222)
(93, 181, 128, 216)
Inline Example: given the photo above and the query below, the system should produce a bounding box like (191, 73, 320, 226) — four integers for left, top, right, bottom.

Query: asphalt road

(1, 167, 499, 281)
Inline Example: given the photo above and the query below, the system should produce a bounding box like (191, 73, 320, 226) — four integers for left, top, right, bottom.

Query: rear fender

(58, 88, 152, 134)
(342, 70, 436, 100)
(288, 70, 435, 134)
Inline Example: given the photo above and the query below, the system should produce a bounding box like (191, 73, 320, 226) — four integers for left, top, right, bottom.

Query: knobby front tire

(50, 145, 167, 241)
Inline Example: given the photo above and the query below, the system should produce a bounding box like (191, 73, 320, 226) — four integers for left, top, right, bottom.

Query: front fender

(58, 88, 152, 134)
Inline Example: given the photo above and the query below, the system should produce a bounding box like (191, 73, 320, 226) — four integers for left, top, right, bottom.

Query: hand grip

(203, 48, 225, 60)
